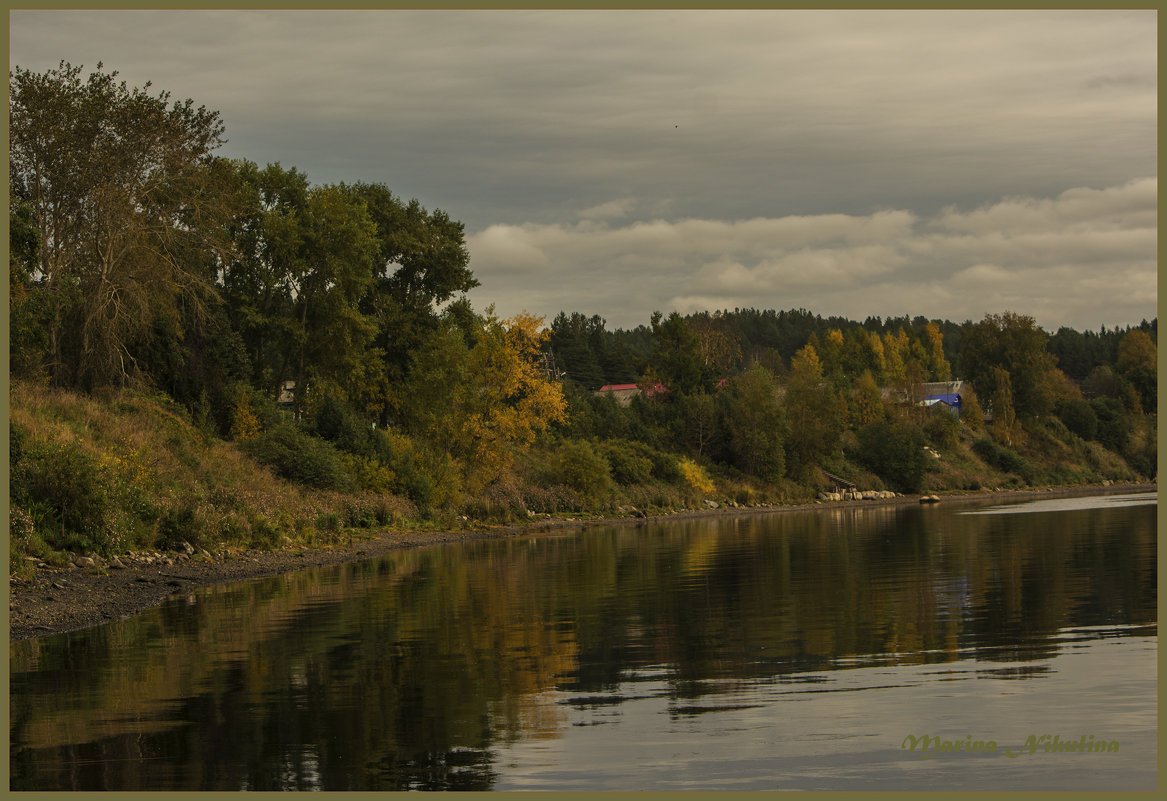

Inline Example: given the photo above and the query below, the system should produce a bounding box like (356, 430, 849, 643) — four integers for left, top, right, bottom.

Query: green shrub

(247, 514, 283, 549)
(972, 437, 1036, 484)
(598, 440, 654, 485)
(15, 439, 114, 553)
(340, 453, 397, 494)
(922, 410, 960, 450)
(343, 499, 378, 528)
(316, 512, 342, 533)
(619, 440, 682, 483)
(553, 441, 614, 500)
(1090, 397, 1132, 453)
(855, 419, 930, 494)
(1055, 398, 1098, 441)
(314, 395, 392, 462)
(242, 422, 354, 491)
(156, 503, 211, 550)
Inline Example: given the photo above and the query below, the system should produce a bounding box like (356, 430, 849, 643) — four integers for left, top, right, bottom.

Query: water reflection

(9, 493, 1157, 791)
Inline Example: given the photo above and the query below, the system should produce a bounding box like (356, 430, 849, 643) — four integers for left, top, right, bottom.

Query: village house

(593, 382, 667, 407)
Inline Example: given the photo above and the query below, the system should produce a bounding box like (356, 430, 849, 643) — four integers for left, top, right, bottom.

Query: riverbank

(7, 482, 1155, 642)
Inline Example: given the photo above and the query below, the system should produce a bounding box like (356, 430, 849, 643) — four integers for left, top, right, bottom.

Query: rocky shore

(8, 482, 1154, 642)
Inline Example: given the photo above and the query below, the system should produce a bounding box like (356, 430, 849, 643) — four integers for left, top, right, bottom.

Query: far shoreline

(8, 482, 1156, 643)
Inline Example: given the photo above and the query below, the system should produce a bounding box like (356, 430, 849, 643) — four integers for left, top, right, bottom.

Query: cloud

(467, 178, 1156, 330)
(579, 199, 636, 221)
(9, 9, 1155, 234)
(9, 10, 1155, 331)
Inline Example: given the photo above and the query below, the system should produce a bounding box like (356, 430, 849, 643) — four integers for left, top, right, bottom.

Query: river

(9, 491, 1157, 791)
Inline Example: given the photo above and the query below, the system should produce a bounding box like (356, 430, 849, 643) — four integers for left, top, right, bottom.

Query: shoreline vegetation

(9, 477, 1156, 643)
(7, 63, 1159, 641)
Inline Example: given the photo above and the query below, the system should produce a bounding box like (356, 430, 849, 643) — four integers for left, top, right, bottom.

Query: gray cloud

(9, 9, 1157, 330)
(467, 178, 1156, 330)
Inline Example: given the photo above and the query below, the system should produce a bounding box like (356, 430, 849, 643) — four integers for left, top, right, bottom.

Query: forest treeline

(8, 63, 1158, 564)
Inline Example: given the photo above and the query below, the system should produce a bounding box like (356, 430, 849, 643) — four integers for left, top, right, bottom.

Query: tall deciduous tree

(10, 61, 231, 389)
(342, 181, 477, 385)
(960, 312, 1058, 418)
(924, 321, 952, 382)
(1115, 329, 1157, 413)
(722, 364, 785, 479)
(783, 343, 843, 475)
(395, 309, 566, 492)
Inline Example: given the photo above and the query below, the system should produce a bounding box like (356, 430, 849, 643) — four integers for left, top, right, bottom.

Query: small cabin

(919, 380, 964, 416)
(594, 382, 667, 408)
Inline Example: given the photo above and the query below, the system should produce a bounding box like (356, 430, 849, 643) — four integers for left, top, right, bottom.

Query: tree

(840, 328, 885, 382)
(343, 182, 477, 384)
(852, 370, 884, 427)
(961, 384, 985, 430)
(9, 184, 49, 379)
(219, 160, 310, 390)
(689, 311, 743, 379)
(924, 321, 952, 382)
(784, 343, 843, 475)
(680, 391, 720, 459)
(287, 185, 380, 417)
(1055, 398, 1098, 441)
(394, 309, 566, 494)
(1115, 329, 1157, 413)
(882, 329, 909, 388)
(548, 312, 606, 390)
(1083, 365, 1142, 414)
(722, 364, 786, 479)
(10, 61, 232, 389)
(960, 312, 1058, 418)
(648, 311, 704, 394)
(856, 419, 929, 494)
(987, 367, 1023, 446)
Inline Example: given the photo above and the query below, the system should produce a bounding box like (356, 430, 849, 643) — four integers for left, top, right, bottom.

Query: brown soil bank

(8, 482, 1155, 642)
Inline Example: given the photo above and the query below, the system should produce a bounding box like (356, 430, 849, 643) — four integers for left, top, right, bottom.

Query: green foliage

(242, 422, 355, 491)
(722, 364, 786, 480)
(854, 419, 930, 494)
(1083, 365, 1143, 414)
(961, 312, 1058, 418)
(649, 310, 705, 394)
(314, 394, 390, 461)
(784, 344, 844, 476)
(157, 503, 212, 550)
(340, 453, 397, 494)
(922, 409, 960, 450)
(1090, 397, 1132, 453)
(1122, 415, 1157, 479)
(552, 441, 614, 500)
(10, 61, 230, 389)
(597, 440, 654, 486)
(1055, 398, 1098, 441)
(12, 438, 113, 553)
(971, 437, 1035, 484)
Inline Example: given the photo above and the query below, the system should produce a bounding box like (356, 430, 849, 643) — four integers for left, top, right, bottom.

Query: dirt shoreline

(7, 482, 1155, 642)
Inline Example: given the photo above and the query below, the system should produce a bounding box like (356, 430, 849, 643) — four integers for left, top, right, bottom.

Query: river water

(9, 491, 1157, 791)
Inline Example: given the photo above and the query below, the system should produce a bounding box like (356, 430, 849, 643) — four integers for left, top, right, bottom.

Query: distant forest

(545, 307, 1157, 391)
(8, 62, 1158, 561)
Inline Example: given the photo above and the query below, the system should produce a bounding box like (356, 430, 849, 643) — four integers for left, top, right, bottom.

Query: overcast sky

(8, 9, 1158, 332)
